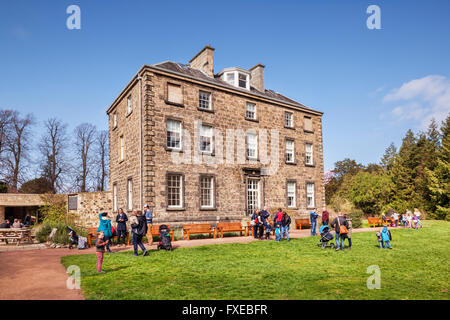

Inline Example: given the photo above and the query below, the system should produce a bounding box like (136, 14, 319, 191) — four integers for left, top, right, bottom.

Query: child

(376, 231, 383, 248)
(343, 214, 352, 250)
(275, 225, 281, 242)
(264, 219, 271, 240)
(381, 226, 392, 249)
(95, 231, 109, 273)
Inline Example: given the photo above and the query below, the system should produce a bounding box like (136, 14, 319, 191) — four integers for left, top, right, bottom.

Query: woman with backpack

(130, 210, 147, 256)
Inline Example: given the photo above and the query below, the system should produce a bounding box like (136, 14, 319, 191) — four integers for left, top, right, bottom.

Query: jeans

(335, 232, 345, 250)
(96, 252, 104, 272)
(347, 237, 352, 248)
(275, 233, 281, 241)
(117, 229, 127, 244)
(378, 241, 383, 248)
(384, 240, 391, 249)
(311, 221, 317, 236)
(132, 233, 146, 254)
(281, 226, 290, 241)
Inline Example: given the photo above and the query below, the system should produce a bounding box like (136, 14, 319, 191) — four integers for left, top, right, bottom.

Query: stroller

(157, 224, 173, 251)
(317, 225, 335, 249)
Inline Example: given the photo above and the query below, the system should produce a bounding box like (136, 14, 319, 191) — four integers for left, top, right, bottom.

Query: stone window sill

(165, 100, 185, 108)
(245, 117, 259, 123)
(284, 126, 295, 130)
(197, 107, 214, 113)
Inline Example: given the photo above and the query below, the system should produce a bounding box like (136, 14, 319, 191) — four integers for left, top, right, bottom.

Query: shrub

(348, 209, 364, 228)
(35, 221, 87, 244)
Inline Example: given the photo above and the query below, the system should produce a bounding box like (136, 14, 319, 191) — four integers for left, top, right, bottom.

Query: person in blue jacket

(97, 212, 112, 253)
(115, 208, 128, 246)
(381, 226, 392, 249)
(310, 208, 319, 236)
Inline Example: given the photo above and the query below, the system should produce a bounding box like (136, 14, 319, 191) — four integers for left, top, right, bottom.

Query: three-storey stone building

(107, 46, 324, 224)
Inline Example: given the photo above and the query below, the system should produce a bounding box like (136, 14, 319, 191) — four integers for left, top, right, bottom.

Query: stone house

(106, 45, 324, 224)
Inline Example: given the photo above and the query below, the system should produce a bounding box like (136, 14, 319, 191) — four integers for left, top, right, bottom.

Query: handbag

(337, 217, 348, 234)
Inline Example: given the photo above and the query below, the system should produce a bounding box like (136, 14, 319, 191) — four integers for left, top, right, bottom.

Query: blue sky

(1, 0, 449, 171)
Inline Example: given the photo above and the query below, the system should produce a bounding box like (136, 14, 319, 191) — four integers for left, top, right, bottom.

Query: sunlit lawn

(62, 220, 450, 300)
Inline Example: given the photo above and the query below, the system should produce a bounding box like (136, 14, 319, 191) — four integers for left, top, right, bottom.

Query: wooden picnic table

(0, 228, 33, 246)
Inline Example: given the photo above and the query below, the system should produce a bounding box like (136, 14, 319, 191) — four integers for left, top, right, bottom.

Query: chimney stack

(249, 63, 265, 92)
(189, 45, 215, 77)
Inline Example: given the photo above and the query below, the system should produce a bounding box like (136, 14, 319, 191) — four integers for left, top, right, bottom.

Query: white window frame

(287, 181, 296, 208)
(200, 124, 213, 153)
(119, 135, 125, 161)
(167, 174, 183, 209)
(247, 179, 260, 215)
(286, 139, 295, 163)
(306, 183, 315, 208)
(113, 112, 117, 128)
(127, 95, 132, 115)
(247, 132, 258, 160)
(200, 176, 214, 209)
(127, 179, 133, 211)
(113, 184, 117, 212)
(199, 91, 211, 110)
(305, 143, 313, 165)
(285, 112, 294, 128)
(246, 102, 256, 120)
(167, 119, 182, 150)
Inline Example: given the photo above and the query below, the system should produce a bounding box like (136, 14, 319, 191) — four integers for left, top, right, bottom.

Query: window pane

(238, 73, 247, 88)
(285, 112, 293, 127)
(167, 120, 181, 149)
(226, 73, 235, 85)
(286, 140, 294, 162)
(247, 133, 257, 158)
(287, 182, 296, 207)
(246, 102, 256, 119)
(200, 176, 214, 208)
(168, 175, 182, 207)
(199, 91, 211, 110)
(200, 125, 212, 152)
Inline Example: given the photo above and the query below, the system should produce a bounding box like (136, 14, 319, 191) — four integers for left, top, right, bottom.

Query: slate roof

(149, 61, 321, 114)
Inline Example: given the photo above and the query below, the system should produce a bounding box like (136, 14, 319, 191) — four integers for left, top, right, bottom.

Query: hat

(144, 204, 149, 208)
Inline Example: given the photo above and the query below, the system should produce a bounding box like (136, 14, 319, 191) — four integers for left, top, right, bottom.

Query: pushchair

(157, 224, 173, 251)
(317, 225, 335, 249)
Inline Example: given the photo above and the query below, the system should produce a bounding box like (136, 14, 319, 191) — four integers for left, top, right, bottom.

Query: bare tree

(94, 130, 109, 191)
(2, 111, 34, 192)
(74, 123, 96, 192)
(0, 110, 15, 157)
(39, 118, 69, 193)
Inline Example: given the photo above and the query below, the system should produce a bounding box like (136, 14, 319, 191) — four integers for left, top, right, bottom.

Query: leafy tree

(380, 142, 397, 171)
(19, 177, 54, 194)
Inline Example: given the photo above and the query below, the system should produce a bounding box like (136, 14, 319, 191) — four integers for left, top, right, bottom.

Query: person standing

(130, 210, 147, 256)
(343, 213, 352, 250)
(115, 208, 128, 246)
(310, 208, 319, 236)
(250, 210, 259, 239)
(97, 212, 112, 253)
(331, 212, 349, 251)
(24, 213, 31, 226)
(322, 209, 329, 226)
(95, 231, 109, 273)
(273, 208, 283, 227)
(144, 204, 153, 246)
(281, 211, 291, 241)
(392, 211, 399, 228)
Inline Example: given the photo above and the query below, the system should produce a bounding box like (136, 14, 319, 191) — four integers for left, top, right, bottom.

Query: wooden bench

(216, 222, 247, 238)
(0, 228, 32, 246)
(295, 219, 311, 230)
(87, 227, 129, 248)
(368, 217, 380, 228)
(151, 224, 175, 242)
(182, 224, 214, 240)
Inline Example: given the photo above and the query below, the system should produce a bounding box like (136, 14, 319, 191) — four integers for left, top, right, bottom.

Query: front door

(247, 179, 260, 216)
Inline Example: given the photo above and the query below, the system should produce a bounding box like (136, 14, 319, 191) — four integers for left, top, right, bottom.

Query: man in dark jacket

(281, 212, 291, 241)
(331, 212, 349, 251)
(131, 211, 148, 256)
(115, 208, 128, 246)
(0, 220, 10, 228)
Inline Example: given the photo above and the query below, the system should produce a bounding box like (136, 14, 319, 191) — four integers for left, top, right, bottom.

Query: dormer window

(220, 69, 250, 90)
(238, 73, 248, 89)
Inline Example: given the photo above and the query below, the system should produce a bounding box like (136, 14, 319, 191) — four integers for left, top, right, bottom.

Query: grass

(61, 220, 450, 300)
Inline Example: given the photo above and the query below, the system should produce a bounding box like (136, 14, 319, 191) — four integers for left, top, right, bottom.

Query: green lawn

(61, 220, 450, 300)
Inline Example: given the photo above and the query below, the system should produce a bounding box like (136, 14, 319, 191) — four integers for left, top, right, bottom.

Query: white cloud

(383, 75, 450, 129)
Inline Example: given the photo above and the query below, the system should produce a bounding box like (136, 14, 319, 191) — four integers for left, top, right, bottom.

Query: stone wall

(69, 191, 113, 228)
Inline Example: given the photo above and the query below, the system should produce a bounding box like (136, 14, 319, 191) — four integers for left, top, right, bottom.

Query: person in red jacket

(322, 210, 329, 226)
